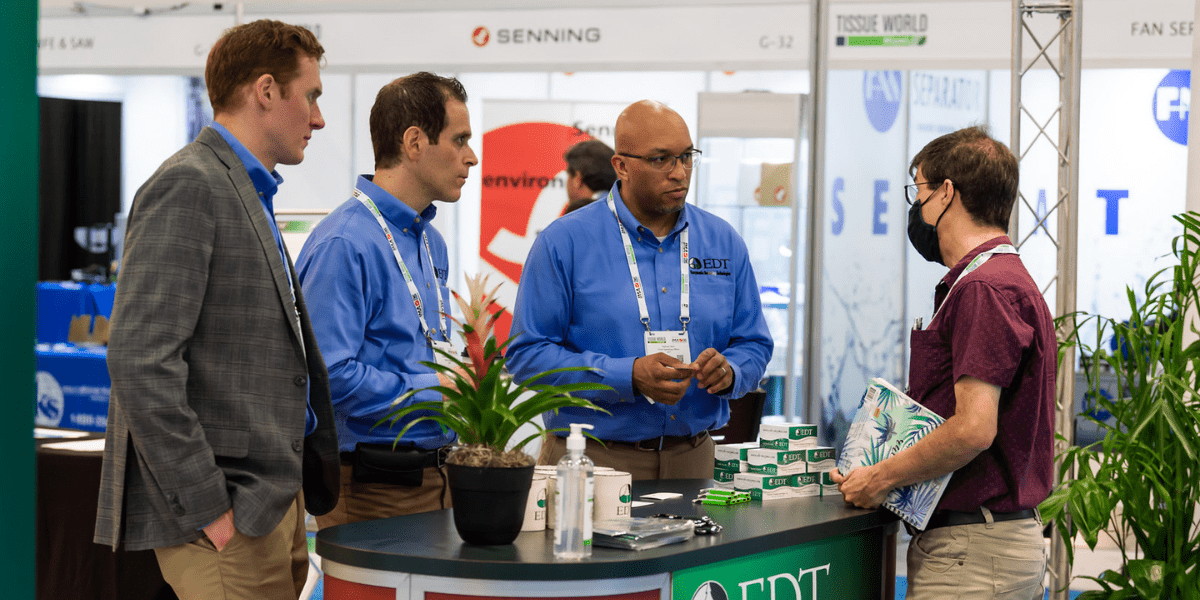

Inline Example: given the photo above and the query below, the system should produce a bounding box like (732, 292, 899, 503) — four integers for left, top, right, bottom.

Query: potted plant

(1040, 212, 1200, 598)
(380, 274, 610, 545)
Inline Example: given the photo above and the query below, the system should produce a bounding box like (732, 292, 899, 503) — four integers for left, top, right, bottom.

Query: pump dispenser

(554, 423, 595, 559)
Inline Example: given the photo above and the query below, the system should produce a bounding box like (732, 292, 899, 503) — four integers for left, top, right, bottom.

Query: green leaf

(1127, 559, 1166, 600)
(1068, 478, 1112, 549)
(1038, 486, 1069, 522)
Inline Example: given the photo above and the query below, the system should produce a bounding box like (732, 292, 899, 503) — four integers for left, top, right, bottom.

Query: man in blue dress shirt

(507, 100, 773, 480)
(296, 73, 478, 526)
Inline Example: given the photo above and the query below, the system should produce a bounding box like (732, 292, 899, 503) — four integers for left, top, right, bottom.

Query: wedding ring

(720, 366, 728, 377)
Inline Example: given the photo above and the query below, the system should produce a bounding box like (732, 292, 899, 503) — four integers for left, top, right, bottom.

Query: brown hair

(910, 125, 1019, 230)
(370, 72, 469, 169)
(205, 20, 324, 116)
(564, 140, 617, 193)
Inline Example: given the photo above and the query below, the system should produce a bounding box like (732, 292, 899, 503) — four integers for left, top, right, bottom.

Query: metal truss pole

(1010, 2, 1081, 599)
(801, 0, 828, 425)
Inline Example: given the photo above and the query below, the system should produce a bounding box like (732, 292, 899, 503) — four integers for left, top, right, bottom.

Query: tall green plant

(379, 274, 610, 467)
(1040, 212, 1200, 599)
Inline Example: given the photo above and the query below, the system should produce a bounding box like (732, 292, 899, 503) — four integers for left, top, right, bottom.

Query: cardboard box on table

(37, 281, 116, 345)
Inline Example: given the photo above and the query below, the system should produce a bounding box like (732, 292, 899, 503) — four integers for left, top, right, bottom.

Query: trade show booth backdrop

(35, 0, 1197, 444)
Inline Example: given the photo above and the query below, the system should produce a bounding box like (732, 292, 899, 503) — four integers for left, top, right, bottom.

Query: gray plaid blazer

(94, 127, 340, 551)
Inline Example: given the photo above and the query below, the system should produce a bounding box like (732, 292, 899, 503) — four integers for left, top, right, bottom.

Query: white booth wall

(818, 66, 1189, 444)
(36, 1, 1196, 436)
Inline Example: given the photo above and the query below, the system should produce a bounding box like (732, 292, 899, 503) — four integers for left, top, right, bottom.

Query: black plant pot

(446, 463, 535, 545)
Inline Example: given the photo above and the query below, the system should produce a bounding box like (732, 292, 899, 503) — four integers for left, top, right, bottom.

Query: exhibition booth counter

(317, 479, 899, 600)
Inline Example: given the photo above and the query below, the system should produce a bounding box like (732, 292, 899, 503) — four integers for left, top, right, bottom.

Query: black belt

(339, 445, 442, 468)
(920, 507, 1039, 532)
(605, 431, 710, 452)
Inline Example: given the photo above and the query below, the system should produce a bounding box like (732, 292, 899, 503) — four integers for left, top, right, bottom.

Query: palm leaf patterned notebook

(836, 377, 951, 530)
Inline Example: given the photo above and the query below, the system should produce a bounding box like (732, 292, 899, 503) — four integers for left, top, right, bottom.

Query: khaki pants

(154, 493, 308, 600)
(538, 432, 715, 481)
(906, 510, 1046, 600)
(314, 463, 449, 528)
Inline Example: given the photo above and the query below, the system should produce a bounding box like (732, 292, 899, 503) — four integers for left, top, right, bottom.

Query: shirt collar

(356, 174, 438, 236)
(211, 122, 282, 201)
(938, 234, 1013, 290)
(609, 183, 689, 242)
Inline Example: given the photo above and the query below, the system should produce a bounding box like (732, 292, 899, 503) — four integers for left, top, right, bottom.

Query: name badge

(644, 330, 692, 365)
(430, 339, 459, 369)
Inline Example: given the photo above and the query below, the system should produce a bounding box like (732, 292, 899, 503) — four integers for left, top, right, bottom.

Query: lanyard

(607, 192, 690, 332)
(353, 187, 450, 342)
(931, 244, 1019, 323)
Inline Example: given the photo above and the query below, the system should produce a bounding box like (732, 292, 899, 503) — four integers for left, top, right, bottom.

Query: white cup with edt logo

(522, 473, 549, 532)
(593, 470, 633, 521)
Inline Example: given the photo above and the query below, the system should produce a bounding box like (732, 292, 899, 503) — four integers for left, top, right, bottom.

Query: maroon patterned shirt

(908, 236, 1057, 513)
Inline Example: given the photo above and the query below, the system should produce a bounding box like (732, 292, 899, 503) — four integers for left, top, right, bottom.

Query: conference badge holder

(430, 339, 459, 370)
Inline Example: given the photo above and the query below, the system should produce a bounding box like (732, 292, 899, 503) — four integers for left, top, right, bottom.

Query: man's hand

(632, 352, 694, 405)
(691, 348, 733, 394)
(202, 508, 236, 552)
(436, 365, 474, 401)
(829, 466, 891, 509)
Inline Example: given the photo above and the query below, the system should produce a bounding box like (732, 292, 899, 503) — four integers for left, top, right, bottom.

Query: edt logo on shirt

(689, 257, 731, 276)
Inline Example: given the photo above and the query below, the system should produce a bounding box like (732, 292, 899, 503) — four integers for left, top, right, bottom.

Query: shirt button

(415, 217, 421, 223)
(637, 238, 642, 243)
(294, 375, 307, 386)
(403, 228, 409, 233)
(658, 247, 663, 253)
(662, 287, 668, 293)
(670, 415, 676, 420)
(292, 439, 303, 452)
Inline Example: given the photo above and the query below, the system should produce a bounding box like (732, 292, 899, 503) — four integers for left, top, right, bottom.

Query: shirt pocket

(909, 328, 952, 401)
(689, 275, 736, 348)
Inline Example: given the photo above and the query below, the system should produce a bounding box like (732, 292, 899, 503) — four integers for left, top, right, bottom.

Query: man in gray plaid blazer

(94, 20, 339, 599)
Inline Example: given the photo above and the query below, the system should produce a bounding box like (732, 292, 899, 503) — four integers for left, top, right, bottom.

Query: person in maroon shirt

(832, 126, 1056, 599)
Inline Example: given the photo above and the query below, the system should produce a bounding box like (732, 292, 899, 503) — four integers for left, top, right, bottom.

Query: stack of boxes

(714, 422, 842, 501)
(712, 442, 756, 489)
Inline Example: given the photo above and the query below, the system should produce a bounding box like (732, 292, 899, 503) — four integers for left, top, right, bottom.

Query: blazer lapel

(199, 128, 306, 350)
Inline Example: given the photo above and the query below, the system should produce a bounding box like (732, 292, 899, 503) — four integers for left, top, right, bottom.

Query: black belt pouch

(351, 442, 429, 487)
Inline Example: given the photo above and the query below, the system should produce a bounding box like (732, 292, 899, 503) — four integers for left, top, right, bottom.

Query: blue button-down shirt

(296, 175, 456, 452)
(211, 122, 316, 435)
(506, 183, 773, 442)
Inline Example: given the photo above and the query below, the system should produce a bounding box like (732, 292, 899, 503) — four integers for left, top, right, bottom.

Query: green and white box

(714, 442, 757, 472)
(803, 447, 837, 472)
(733, 472, 795, 501)
(746, 448, 807, 475)
(759, 422, 818, 450)
(712, 467, 738, 489)
(819, 471, 841, 497)
(793, 472, 820, 497)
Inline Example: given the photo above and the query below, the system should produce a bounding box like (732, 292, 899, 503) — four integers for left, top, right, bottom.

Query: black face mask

(907, 196, 951, 265)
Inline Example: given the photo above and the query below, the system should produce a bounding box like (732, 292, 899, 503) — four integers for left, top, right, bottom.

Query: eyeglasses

(618, 149, 702, 172)
(904, 181, 936, 205)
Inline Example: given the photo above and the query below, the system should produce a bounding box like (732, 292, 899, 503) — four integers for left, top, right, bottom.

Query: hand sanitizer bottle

(554, 423, 594, 560)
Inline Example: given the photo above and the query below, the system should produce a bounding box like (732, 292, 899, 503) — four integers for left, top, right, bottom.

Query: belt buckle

(634, 436, 664, 451)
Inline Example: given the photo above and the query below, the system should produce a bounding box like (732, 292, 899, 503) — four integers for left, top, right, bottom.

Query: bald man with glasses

(506, 100, 773, 480)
